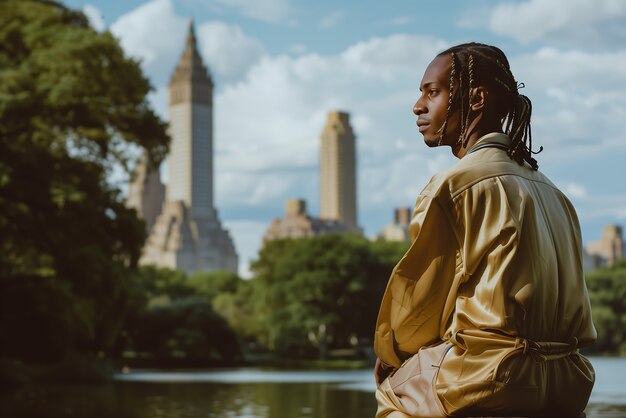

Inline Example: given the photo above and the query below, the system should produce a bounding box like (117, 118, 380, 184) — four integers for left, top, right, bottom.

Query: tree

(0, 0, 169, 362)
(585, 259, 626, 355)
(188, 270, 241, 301)
(186, 271, 264, 347)
(357, 239, 408, 339)
(249, 234, 398, 358)
(130, 297, 242, 364)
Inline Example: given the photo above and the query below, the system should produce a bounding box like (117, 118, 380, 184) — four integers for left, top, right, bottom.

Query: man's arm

(374, 194, 459, 368)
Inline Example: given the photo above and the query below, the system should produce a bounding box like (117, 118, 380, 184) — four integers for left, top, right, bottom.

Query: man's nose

(413, 99, 425, 115)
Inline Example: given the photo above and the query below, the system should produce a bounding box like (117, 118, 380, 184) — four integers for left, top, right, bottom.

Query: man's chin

(423, 135, 440, 148)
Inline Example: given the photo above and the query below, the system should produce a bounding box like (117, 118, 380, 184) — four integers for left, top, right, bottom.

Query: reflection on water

(2, 357, 626, 418)
(1, 380, 376, 418)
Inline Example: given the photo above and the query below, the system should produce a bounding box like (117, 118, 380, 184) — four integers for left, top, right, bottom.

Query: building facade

(126, 153, 165, 235)
(377, 207, 412, 242)
(128, 21, 237, 275)
(263, 199, 352, 241)
(586, 224, 625, 268)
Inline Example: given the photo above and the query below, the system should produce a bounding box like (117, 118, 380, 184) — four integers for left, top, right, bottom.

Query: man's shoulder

(422, 150, 556, 202)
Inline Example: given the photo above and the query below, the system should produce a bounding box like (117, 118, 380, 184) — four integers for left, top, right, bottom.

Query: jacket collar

(465, 132, 511, 156)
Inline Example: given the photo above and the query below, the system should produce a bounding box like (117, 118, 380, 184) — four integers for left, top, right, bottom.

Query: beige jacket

(374, 132, 596, 416)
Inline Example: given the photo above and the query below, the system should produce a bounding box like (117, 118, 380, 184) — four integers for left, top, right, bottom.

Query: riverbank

(0, 355, 373, 388)
(0, 356, 116, 388)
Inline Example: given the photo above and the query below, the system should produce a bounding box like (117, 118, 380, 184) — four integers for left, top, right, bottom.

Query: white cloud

(197, 21, 266, 83)
(214, 0, 291, 23)
(512, 48, 626, 89)
(378, 16, 413, 26)
(320, 11, 346, 28)
(290, 43, 308, 54)
(488, 0, 626, 46)
(576, 194, 626, 221)
(505, 48, 626, 161)
(82, 4, 106, 32)
(564, 183, 587, 199)
(110, 0, 187, 86)
(112, 1, 267, 87)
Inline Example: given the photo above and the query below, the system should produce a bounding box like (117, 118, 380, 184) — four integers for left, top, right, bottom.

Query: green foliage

(0, 1, 169, 362)
(211, 278, 264, 343)
(118, 240, 404, 362)
(249, 234, 405, 357)
(188, 270, 240, 300)
(130, 297, 242, 362)
(116, 266, 245, 364)
(586, 259, 626, 355)
(134, 265, 194, 302)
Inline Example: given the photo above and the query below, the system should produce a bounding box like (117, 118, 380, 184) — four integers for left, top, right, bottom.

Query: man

(373, 43, 596, 418)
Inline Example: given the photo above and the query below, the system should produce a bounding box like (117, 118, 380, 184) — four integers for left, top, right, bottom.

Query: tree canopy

(585, 259, 626, 355)
(0, 0, 169, 362)
(249, 234, 407, 357)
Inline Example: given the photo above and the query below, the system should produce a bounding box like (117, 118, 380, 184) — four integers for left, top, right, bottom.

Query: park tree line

(113, 245, 626, 364)
(584, 259, 626, 356)
(112, 236, 406, 366)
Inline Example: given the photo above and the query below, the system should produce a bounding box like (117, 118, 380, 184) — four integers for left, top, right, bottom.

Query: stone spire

(169, 19, 213, 106)
(138, 18, 238, 275)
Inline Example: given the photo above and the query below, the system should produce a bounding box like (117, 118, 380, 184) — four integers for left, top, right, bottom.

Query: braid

(461, 54, 475, 147)
(507, 94, 542, 169)
(437, 52, 456, 146)
(437, 42, 543, 169)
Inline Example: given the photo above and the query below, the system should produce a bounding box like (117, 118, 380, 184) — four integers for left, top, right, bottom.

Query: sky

(63, 0, 626, 276)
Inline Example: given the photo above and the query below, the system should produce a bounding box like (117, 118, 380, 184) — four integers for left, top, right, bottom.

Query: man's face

(413, 54, 461, 147)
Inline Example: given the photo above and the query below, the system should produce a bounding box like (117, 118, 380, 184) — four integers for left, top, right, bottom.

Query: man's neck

(453, 118, 502, 159)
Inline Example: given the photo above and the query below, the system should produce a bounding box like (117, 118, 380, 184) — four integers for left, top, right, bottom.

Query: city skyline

(64, 0, 626, 276)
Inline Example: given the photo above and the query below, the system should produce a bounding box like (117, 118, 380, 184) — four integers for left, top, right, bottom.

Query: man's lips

(417, 119, 430, 132)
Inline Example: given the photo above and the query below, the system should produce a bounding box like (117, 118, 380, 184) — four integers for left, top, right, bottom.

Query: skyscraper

(132, 21, 237, 274)
(319, 111, 359, 232)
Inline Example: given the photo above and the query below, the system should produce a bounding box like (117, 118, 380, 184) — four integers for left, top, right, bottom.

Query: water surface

(2, 357, 625, 418)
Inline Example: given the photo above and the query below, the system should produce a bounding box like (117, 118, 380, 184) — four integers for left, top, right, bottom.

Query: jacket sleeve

(374, 194, 459, 368)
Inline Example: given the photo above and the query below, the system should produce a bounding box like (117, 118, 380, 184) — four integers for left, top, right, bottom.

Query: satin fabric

(374, 132, 596, 417)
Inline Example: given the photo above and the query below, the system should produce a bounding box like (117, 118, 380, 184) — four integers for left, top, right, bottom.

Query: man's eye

(428, 89, 439, 97)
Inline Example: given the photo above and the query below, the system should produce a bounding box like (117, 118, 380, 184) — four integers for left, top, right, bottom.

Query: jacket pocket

(434, 347, 539, 416)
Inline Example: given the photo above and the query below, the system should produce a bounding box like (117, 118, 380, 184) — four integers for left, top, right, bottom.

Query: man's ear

(469, 87, 488, 111)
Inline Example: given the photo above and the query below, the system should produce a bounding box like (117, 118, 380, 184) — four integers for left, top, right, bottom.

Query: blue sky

(64, 0, 626, 275)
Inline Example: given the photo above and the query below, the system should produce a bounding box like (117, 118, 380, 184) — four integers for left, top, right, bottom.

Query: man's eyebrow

(419, 81, 437, 92)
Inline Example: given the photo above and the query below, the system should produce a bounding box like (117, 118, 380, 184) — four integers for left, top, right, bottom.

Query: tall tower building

(320, 111, 359, 232)
(167, 22, 213, 219)
(138, 21, 238, 274)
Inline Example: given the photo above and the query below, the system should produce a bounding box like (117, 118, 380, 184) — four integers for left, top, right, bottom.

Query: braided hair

(436, 42, 542, 170)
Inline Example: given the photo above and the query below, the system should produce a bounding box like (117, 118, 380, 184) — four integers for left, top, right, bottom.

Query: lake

(2, 357, 625, 418)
